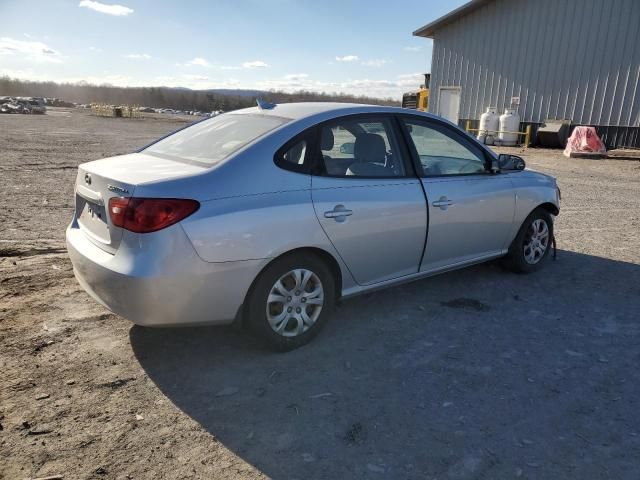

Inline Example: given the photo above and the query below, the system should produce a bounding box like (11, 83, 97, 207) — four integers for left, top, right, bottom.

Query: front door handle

(432, 196, 453, 210)
(324, 205, 353, 220)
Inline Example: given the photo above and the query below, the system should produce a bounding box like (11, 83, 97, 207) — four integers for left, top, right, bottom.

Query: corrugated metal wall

(428, 0, 640, 147)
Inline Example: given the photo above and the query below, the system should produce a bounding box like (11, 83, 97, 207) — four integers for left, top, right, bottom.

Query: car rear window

(144, 113, 289, 165)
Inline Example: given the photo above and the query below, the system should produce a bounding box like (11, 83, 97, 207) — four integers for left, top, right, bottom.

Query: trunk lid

(74, 152, 207, 253)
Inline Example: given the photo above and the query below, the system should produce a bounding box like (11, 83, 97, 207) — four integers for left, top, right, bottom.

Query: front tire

(505, 208, 554, 273)
(246, 253, 335, 351)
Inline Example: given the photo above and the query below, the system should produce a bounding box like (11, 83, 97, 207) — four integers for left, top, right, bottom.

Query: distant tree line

(0, 76, 398, 112)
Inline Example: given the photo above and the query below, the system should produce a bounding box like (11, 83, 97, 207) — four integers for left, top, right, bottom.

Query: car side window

(317, 117, 406, 177)
(274, 138, 309, 173)
(282, 139, 307, 165)
(401, 119, 486, 176)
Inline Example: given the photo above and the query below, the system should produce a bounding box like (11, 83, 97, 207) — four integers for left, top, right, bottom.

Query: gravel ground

(1, 108, 639, 480)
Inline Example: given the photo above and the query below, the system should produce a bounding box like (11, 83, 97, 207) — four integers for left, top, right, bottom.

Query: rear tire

(246, 252, 335, 352)
(505, 208, 554, 273)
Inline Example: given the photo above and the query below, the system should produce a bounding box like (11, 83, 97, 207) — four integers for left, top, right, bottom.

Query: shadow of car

(130, 250, 640, 479)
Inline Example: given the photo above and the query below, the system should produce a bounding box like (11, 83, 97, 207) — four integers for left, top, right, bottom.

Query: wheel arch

(235, 246, 343, 327)
(536, 202, 559, 216)
(276, 247, 344, 300)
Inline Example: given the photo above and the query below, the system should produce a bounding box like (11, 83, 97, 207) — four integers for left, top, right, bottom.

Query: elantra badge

(107, 184, 130, 194)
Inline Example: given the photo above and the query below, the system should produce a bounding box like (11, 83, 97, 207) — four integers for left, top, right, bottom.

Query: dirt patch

(0, 246, 68, 258)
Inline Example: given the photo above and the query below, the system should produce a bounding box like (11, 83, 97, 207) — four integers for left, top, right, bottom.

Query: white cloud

(78, 0, 133, 16)
(185, 57, 210, 67)
(126, 53, 151, 59)
(361, 59, 388, 68)
(404, 46, 422, 52)
(177, 60, 268, 70)
(336, 55, 359, 62)
(182, 74, 209, 81)
(283, 73, 309, 80)
(252, 74, 420, 99)
(242, 60, 269, 69)
(396, 73, 426, 88)
(218, 61, 269, 70)
(0, 37, 62, 63)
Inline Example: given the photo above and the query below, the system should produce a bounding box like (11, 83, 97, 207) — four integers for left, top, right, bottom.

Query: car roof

(230, 102, 439, 121)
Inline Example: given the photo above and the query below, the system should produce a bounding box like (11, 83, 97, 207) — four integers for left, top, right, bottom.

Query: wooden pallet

(565, 151, 606, 159)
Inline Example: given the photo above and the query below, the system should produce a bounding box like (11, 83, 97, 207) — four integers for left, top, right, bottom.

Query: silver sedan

(67, 103, 560, 350)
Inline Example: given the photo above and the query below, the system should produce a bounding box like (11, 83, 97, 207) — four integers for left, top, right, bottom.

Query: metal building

(414, 0, 640, 148)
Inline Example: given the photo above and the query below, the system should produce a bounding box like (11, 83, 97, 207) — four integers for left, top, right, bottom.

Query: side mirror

(513, 155, 526, 170)
(498, 153, 526, 171)
(340, 142, 355, 155)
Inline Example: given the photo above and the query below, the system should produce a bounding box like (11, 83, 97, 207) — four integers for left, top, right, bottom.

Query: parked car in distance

(2, 99, 31, 114)
(26, 97, 46, 114)
(67, 103, 560, 351)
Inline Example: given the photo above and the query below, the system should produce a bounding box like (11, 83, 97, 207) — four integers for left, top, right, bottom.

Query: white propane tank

(499, 108, 520, 146)
(477, 107, 499, 145)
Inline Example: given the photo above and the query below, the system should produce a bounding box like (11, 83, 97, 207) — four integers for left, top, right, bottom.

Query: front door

(400, 116, 515, 272)
(438, 87, 461, 124)
(311, 116, 427, 285)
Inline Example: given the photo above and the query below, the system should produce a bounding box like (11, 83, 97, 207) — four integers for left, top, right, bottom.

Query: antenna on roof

(256, 98, 276, 110)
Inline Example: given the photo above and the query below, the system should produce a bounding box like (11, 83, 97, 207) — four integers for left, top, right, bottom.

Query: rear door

(310, 115, 427, 285)
(399, 116, 515, 272)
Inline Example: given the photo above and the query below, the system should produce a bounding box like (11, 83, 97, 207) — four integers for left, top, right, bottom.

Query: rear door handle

(432, 196, 453, 210)
(324, 205, 353, 219)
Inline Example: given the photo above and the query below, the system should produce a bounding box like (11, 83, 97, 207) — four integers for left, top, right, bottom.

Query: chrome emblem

(107, 184, 130, 194)
(84, 173, 92, 185)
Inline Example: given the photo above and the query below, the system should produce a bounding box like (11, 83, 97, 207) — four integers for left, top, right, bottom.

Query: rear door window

(317, 117, 406, 177)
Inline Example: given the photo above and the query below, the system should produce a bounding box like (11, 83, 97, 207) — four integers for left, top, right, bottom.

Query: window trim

(309, 113, 418, 180)
(273, 130, 315, 174)
(397, 114, 493, 179)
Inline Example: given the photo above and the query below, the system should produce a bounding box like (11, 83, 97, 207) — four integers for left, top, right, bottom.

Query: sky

(0, 0, 466, 99)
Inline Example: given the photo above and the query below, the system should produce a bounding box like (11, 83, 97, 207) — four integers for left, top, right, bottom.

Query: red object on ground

(563, 126, 606, 157)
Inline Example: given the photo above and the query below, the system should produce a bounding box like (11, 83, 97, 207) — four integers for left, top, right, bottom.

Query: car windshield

(144, 113, 289, 165)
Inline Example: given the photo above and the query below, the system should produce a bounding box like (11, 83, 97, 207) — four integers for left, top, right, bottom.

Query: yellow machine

(401, 73, 430, 111)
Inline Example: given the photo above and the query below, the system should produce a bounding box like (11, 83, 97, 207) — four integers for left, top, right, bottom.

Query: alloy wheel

(523, 218, 549, 265)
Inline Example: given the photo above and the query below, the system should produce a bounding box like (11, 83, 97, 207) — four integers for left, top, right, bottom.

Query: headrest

(321, 127, 334, 150)
(354, 133, 386, 163)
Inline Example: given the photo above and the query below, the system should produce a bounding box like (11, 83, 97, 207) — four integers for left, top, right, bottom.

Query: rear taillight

(108, 197, 199, 233)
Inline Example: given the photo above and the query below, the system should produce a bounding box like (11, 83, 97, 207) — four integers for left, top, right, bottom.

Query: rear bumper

(66, 222, 265, 327)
